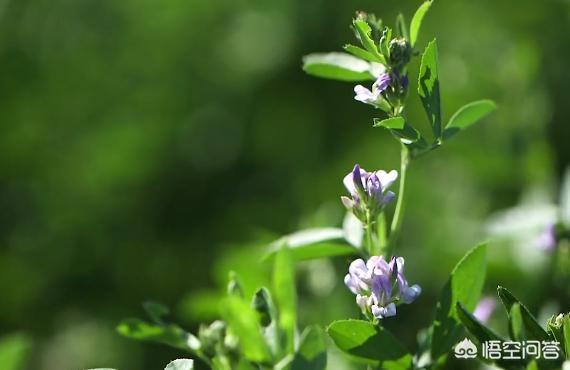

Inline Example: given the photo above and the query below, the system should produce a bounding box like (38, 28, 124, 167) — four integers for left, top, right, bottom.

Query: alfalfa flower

(354, 73, 392, 111)
(344, 255, 421, 320)
(341, 164, 397, 221)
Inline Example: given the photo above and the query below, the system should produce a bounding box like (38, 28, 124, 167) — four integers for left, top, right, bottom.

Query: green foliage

(352, 19, 385, 63)
(220, 296, 272, 363)
(117, 318, 200, 353)
(410, 1, 432, 47)
(302, 53, 377, 81)
(373, 116, 420, 145)
(273, 246, 297, 355)
(418, 39, 442, 140)
(343, 44, 382, 63)
(327, 320, 412, 369)
(443, 100, 497, 141)
(265, 228, 358, 261)
(497, 286, 551, 341)
(165, 359, 194, 370)
(431, 243, 487, 360)
(0, 334, 31, 370)
(289, 326, 327, 370)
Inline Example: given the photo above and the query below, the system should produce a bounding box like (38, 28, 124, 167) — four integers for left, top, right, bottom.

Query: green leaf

(220, 296, 272, 363)
(373, 116, 420, 145)
(327, 320, 412, 369)
(418, 39, 442, 139)
(290, 326, 327, 370)
(273, 246, 297, 354)
(343, 44, 385, 64)
(0, 334, 31, 370)
(117, 318, 200, 352)
(395, 13, 408, 40)
(431, 243, 487, 360)
(353, 19, 380, 57)
(508, 303, 525, 341)
(410, 1, 432, 47)
(497, 286, 551, 341)
(165, 359, 194, 370)
(563, 313, 570, 359)
(302, 53, 376, 82)
(144, 301, 170, 324)
(443, 100, 496, 141)
(456, 303, 504, 343)
(265, 228, 357, 261)
(457, 303, 529, 370)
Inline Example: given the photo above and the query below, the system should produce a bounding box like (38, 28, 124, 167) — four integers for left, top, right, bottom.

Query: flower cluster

(344, 255, 421, 320)
(341, 164, 397, 221)
(353, 72, 409, 115)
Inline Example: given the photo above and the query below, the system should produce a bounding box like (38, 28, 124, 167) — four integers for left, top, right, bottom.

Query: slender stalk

(377, 212, 388, 254)
(388, 144, 410, 256)
(365, 210, 374, 255)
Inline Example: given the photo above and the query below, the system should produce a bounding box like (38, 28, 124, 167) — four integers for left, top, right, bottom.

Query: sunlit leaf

(373, 116, 420, 145)
(497, 286, 550, 341)
(302, 53, 376, 81)
(0, 334, 31, 370)
(443, 100, 496, 140)
(327, 320, 412, 369)
(290, 326, 327, 370)
(395, 13, 408, 40)
(431, 243, 487, 360)
(220, 296, 272, 363)
(418, 39, 442, 139)
(265, 228, 357, 261)
(343, 44, 385, 64)
(165, 359, 194, 370)
(352, 19, 381, 58)
(117, 318, 200, 352)
(273, 246, 297, 354)
(410, 1, 432, 47)
(457, 303, 529, 369)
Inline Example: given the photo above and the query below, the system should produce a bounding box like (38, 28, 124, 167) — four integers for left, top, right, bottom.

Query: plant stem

(388, 144, 410, 256)
(365, 210, 374, 255)
(377, 212, 387, 253)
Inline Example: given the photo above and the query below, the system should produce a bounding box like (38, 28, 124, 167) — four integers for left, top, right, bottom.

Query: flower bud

(198, 320, 227, 356)
(252, 288, 274, 327)
(389, 38, 412, 68)
(227, 271, 244, 297)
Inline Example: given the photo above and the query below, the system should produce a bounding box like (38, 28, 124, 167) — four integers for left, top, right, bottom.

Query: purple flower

(473, 297, 496, 323)
(342, 165, 397, 220)
(353, 73, 391, 108)
(536, 223, 557, 252)
(344, 255, 421, 320)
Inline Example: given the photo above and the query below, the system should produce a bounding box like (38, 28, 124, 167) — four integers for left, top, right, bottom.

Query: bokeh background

(0, 0, 569, 369)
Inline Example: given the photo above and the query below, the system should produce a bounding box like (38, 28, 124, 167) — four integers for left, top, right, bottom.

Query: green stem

(365, 211, 374, 255)
(377, 213, 388, 253)
(388, 144, 410, 256)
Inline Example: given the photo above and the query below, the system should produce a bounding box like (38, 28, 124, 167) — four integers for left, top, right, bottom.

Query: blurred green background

(0, 0, 569, 369)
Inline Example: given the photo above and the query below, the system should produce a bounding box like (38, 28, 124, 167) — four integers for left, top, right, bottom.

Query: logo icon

(454, 338, 478, 359)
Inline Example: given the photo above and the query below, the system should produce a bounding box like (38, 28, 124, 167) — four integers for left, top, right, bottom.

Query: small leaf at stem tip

(410, 1, 432, 47)
(353, 19, 381, 58)
(344, 44, 386, 64)
(395, 13, 408, 40)
(302, 52, 376, 81)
